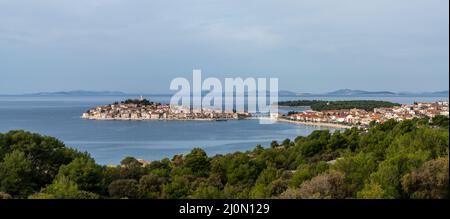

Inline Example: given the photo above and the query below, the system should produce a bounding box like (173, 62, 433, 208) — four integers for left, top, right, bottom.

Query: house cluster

(169, 105, 250, 120)
(286, 101, 449, 126)
(81, 100, 250, 121)
(82, 101, 170, 120)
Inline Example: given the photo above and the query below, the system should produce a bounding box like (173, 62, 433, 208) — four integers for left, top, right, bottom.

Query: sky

(0, 0, 448, 94)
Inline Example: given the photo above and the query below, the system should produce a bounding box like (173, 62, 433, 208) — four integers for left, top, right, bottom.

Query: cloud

(0, 0, 448, 93)
(195, 22, 283, 48)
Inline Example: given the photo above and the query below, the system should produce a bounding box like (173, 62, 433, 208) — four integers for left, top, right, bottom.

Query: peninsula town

(81, 98, 251, 121)
(81, 98, 449, 128)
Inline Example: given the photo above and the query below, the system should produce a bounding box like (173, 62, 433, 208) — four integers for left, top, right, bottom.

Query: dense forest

(278, 100, 400, 111)
(0, 116, 448, 199)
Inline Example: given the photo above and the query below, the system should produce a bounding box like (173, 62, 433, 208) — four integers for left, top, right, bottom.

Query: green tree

(298, 140, 325, 158)
(357, 183, 386, 199)
(332, 153, 378, 197)
(402, 157, 449, 199)
(147, 158, 172, 178)
(0, 150, 35, 198)
(138, 174, 166, 198)
(297, 171, 347, 199)
(343, 128, 361, 152)
(191, 183, 224, 199)
(223, 153, 264, 186)
(30, 176, 99, 199)
(290, 162, 329, 187)
(56, 156, 104, 194)
(270, 141, 279, 148)
(278, 187, 302, 199)
(120, 157, 144, 180)
(281, 139, 291, 147)
(367, 151, 429, 199)
(108, 179, 139, 199)
(268, 178, 289, 197)
(297, 130, 331, 158)
(431, 115, 449, 128)
(327, 131, 347, 151)
(250, 165, 277, 198)
(184, 148, 211, 177)
(222, 183, 251, 199)
(162, 176, 190, 199)
(0, 131, 82, 189)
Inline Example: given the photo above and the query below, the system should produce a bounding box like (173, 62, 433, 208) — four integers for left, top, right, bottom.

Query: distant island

(320, 88, 445, 96)
(27, 90, 128, 96)
(81, 98, 251, 121)
(243, 89, 449, 97)
(3, 89, 448, 97)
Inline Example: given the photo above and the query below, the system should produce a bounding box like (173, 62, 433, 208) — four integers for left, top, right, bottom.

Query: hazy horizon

(1, 88, 449, 96)
(1, 0, 448, 94)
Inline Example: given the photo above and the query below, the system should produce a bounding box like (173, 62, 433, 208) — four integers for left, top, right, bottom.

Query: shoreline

(81, 116, 353, 129)
(81, 117, 237, 121)
(276, 118, 352, 129)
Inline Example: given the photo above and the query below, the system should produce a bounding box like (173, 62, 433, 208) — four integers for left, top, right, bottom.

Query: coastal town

(82, 98, 449, 128)
(283, 101, 449, 127)
(81, 98, 251, 121)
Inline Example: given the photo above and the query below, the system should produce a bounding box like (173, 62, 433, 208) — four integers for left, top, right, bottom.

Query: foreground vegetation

(0, 116, 448, 199)
(278, 100, 400, 111)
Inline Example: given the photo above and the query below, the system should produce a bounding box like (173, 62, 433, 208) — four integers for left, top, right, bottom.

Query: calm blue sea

(0, 95, 447, 164)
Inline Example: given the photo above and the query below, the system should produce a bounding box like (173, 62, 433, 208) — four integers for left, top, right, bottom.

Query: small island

(81, 98, 251, 121)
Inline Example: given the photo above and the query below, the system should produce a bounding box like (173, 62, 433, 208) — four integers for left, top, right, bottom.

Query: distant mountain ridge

(5, 89, 449, 97)
(325, 89, 397, 96)
(28, 90, 128, 96)
(302, 89, 448, 97)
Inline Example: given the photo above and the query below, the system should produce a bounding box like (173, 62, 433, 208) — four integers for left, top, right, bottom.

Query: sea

(0, 95, 447, 165)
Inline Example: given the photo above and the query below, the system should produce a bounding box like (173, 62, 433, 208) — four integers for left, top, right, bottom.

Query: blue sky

(0, 0, 448, 94)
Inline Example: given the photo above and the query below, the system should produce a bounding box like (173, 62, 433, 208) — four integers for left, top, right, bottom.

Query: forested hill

(278, 100, 401, 111)
(0, 116, 448, 199)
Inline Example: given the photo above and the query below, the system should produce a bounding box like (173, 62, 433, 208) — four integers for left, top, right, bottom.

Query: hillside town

(284, 101, 449, 126)
(81, 98, 251, 121)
